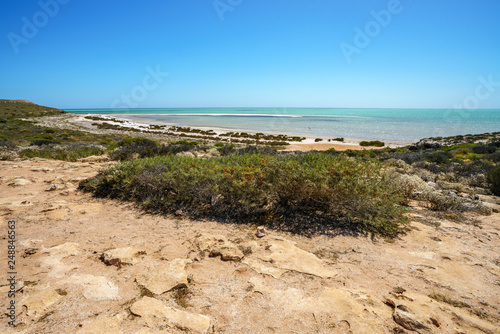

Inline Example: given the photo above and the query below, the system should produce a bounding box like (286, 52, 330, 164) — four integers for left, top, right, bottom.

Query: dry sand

(1, 157, 499, 333)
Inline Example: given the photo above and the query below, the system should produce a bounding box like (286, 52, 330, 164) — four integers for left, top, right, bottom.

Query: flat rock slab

(195, 234, 244, 261)
(21, 286, 62, 319)
(42, 242, 79, 259)
(130, 296, 211, 334)
(40, 242, 79, 278)
(251, 238, 336, 278)
(250, 277, 388, 333)
(76, 316, 123, 334)
(134, 258, 191, 295)
(66, 274, 120, 301)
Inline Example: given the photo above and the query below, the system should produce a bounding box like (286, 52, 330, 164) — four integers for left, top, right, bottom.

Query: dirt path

(1, 158, 499, 333)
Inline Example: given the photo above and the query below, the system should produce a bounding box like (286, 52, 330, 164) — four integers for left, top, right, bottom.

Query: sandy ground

(0, 157, 499, 333)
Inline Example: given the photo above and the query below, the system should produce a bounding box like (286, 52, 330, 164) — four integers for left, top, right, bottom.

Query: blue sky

(1, 0, 499, 109)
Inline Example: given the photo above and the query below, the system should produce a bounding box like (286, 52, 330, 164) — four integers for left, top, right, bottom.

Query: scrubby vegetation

(19, 143, 106, 161)
(360, 140, 385, 147)
(80, 153, 408, 237)
(487, 166, 500, 195)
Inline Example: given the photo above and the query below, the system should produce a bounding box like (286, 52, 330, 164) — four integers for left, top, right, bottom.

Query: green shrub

(333, 137, 344, 142)
(20, 143, 106, 161)
(173, 140, 198, 146)
(315, 138, 322, 142)
(0, 139, 16, 149)
(214, 143, 224, 147)
(359, 140, 385, 147)
(80, 153, 408, 237)
(472, 145, 496, 154)
(487, 166, 500, 195)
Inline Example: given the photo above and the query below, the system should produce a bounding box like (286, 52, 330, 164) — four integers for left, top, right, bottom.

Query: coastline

(62, 112, 412, 151)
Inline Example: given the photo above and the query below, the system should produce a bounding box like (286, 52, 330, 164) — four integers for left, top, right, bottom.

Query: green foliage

(359, 140, 385, 147)
(487, 166, 500, 195)
(20, 143, 106, 161)
(172, 140, 198, 145)
(315, 138, 323, 142)
(214, 142, 224, 147)
(80, 153, 408, 237)
(332, 137, 344, 142)
(109, 138, 200, 161)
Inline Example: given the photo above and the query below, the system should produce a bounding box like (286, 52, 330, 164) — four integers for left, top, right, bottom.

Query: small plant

(214, 142, 224, 147)
(332, 137, 344, 142)
(359, 140, 385, 147)
(172, 287, 192, 308)
(315, 138, 322, 142)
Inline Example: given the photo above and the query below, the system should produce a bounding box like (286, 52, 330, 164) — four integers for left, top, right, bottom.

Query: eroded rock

(134, 259, 191, 295)
(130, 296, 211, 334)
(21, 286, 62, 319)
(250, 238, 336, 278)
(195, 234, 244, 261)
(66, 274, 120, 301)
(101, 247, 144, 267)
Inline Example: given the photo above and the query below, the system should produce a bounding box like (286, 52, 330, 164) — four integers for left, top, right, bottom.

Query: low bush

(20, 143, 106, 161)
(359, 140, 385, 147)
(487, 166, 500, 195)
(80, 153, 408, 237)
(472, 145, 496, 154)
(333, 137, 344, 142)
(109, 138, 199, 161)
(0, 139, 16, 149)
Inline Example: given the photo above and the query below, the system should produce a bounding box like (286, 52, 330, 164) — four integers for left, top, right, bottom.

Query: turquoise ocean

(66, 108, 500, 143)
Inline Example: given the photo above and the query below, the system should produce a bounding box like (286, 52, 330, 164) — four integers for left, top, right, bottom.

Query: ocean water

(66, 108, 500, 143)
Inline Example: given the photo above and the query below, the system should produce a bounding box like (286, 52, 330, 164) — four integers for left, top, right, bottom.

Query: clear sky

(1, 0, 499, 109)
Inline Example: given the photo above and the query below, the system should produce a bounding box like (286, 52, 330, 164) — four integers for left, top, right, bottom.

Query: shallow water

(66, 108, 500, 143)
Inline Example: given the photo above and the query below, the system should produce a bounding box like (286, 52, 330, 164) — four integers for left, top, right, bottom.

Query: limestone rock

(42, 242, 79, 259)
(195, 234, 244, 261)
(251, 238, 336, 278)
(130, 296, 211, 334)
(40, 242, 79, 277)
(101, 247, 144, 267)
(21, 286, 62, 319)
(393, 308, 432, 333)
(66, 274, 120, 301)
(76, 316, 123, 334)
(135, 259, 191, 294)
(8, 178, 32, 186)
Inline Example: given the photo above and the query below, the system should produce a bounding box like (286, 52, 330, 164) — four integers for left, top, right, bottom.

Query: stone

(195, 234, 244, 261)
(76, 316, 123, 334)
(130, 297, 211, 334)
(393, 308, 432, 333)
(8, 178, 32, 186)
(66, 274, 120, 301)
(250, 238, 336, 278)
(255, 226, 266, 238)
(42, 242, 79, 259)
(21, 286, 62, 318)
(101, 247, 144, 267)
(135, 259, 191, 294)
